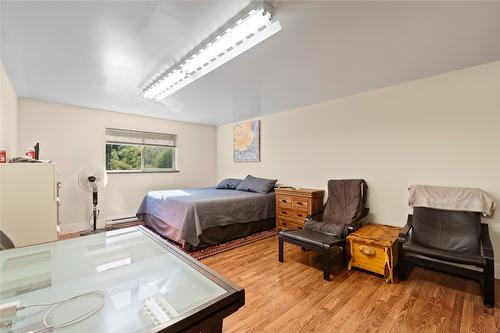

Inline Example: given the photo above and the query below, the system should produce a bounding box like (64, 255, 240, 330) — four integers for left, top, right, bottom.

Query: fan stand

(80, 190, 105, 236)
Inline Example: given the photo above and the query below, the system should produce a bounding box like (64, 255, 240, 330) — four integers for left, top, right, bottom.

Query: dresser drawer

(292, 197, 310, 210)
(277, 217, 303, 230)
(277, 208, 307, 220)
(277, 208, 290, 217)
(277, 195, 292, 208)
(291, 210, 308, 220)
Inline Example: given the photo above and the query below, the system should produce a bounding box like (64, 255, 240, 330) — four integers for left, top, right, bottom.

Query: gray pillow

(216, 178, 243, 190)
(236, 175, 277, 194)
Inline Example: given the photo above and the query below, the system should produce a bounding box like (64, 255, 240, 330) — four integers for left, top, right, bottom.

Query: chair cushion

(403, 239, 485, 266)
(412, 207, 481, 254)
(304, 219, 346, 238)
(279, 229, 343, 248)
(236, 175, 277, 194)
(323, 179, 367, 224)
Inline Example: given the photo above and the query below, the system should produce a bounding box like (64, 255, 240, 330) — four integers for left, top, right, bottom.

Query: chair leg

(483, 258, 495, 308)
(398, 241, 409, 281)
(323, 247, 331, 281)
(342, 242, 347, 267)
(278, 237, 284, 263)
(398, 261, 407, 281)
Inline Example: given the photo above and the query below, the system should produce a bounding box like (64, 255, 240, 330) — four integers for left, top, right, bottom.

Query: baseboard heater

(105, 216, 139, 226)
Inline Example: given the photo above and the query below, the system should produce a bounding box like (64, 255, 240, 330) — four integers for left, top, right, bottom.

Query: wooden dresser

(275, 188, 324, 230)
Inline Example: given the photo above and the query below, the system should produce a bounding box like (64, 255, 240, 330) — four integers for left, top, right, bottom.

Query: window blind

(105, 128, 177, 147)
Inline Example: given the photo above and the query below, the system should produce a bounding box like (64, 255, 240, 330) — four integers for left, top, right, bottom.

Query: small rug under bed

(186, 229, 277, 260)
(109, 221, 277, 259)
(142, 225, 277, 260)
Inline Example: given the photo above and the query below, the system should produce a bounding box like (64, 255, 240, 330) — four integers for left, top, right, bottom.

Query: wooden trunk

(347, 224, 401, 283)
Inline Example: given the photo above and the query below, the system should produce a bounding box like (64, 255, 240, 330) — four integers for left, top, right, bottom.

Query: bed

(136, 187, 276, 250)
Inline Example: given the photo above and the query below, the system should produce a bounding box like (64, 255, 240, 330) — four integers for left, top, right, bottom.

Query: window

(105, 128, 177, 173)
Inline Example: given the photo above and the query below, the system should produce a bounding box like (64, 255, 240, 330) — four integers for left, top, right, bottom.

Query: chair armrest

(360, 207, 369, 219)
(481, 223, 494, 260)
(346, 208, 370, 234)
(398, 215, 413, 243)
(305, 204, 326, 222)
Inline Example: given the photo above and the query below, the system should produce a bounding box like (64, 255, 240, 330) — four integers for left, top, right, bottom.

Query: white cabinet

(0, 163, 59, 247)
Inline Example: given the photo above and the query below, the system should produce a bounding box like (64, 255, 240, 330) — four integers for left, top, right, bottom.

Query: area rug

(186, 229, 277, 260)
(140, 223, 277, 260)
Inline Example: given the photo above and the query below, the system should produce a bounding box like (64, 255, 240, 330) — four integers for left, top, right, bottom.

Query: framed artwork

(233, 120, 260, 162)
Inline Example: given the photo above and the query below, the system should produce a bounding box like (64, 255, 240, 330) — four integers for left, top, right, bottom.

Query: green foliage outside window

(106, 144, 141, 170)
(144, 146, 174, 169)
(106, 144, 175, 171)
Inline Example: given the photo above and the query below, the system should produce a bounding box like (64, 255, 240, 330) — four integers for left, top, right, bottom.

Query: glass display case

(0, 226, 244, 332)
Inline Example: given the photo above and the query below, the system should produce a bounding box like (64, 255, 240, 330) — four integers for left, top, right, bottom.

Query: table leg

(347, 240, 354, 271)
(201, 319, 223, 333)
(278, 237, 284, 262)
(384, 247, 393, 283)
(210, 319, 223, 333)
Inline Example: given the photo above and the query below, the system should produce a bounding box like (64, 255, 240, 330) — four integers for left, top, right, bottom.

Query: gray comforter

(136, 187, 275, 247)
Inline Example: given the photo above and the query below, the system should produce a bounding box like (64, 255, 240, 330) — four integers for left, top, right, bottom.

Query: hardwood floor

(202, 235, 500, 333)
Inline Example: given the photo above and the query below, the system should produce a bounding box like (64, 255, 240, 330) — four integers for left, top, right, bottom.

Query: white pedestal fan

(78, 168, 108, 236)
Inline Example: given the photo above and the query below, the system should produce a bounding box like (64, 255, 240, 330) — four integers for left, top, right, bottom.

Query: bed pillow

(236, 175, 277, 194)
(216, 178, 243, 190)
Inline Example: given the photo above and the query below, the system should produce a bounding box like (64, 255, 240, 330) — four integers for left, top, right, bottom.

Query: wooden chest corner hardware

(275, 188, 324, 230)
(346, 224, 402, 283)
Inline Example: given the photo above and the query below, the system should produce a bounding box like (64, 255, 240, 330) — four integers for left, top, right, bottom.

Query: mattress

(137, 187, 276, 247)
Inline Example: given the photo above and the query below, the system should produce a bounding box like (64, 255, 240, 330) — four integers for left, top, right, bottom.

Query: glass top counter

(0, 226, 244, 333)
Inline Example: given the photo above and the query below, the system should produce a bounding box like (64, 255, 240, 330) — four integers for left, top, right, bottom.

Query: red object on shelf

(0, 150, 6, 163)
(26, 148, 36, 159)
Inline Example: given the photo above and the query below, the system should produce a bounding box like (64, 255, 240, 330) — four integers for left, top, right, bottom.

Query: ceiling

(1, 1, 500, 126)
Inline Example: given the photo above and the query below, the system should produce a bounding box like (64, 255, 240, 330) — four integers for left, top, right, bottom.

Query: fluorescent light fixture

(142, 2, 281, 101)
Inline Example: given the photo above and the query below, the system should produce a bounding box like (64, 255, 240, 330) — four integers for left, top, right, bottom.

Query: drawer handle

(360, 246, 376, 257)
(296, 213, 303, 218)
(281, 199, 288, 203)
(281, 211, 288, 215)
(297, 202, 304, 205)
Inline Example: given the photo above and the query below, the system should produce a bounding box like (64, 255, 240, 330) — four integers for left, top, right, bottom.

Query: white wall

(18, 99, 216, 233)
(0, 62, 18, 157)
(217, 61, 500, 276)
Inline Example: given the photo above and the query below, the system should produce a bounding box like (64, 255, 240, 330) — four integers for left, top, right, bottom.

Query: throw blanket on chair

(408, 184, 496, 216)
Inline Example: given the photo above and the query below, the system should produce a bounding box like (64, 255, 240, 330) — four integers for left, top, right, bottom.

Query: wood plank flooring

(201, 235, 500, 333)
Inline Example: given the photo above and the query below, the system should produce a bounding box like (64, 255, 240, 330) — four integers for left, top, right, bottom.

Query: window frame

(105, 129, 179, 174)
